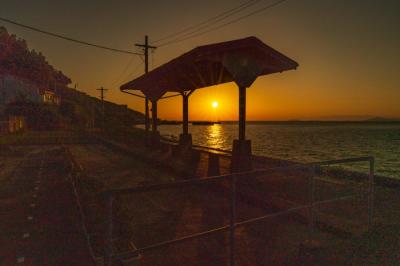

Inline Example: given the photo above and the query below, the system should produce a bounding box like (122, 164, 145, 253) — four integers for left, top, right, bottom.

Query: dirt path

(0, 147, 94, 265)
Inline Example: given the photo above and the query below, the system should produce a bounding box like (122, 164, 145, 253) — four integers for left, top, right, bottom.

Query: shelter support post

(145, 97, 150, 133)
(183, 95, 189, 135)
(144, 97, 151, 145)
(150, 99, 160, 147)
(179, 90, 194, 150)
(231, 86, 252, 173)
(239, 86, 246, 141)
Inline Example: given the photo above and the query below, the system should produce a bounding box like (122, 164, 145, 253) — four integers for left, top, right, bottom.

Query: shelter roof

(120, 37, 298, 100)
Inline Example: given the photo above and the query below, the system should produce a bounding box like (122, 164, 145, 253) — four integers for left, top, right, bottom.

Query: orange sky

(2, 0, 400, 120)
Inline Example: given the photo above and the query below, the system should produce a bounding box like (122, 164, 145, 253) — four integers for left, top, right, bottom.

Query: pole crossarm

(135, 43, 157, 50)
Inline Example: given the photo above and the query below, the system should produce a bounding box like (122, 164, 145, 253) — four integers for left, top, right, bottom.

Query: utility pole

(135, 35, 156, 133)
(96, 87, 108, 131)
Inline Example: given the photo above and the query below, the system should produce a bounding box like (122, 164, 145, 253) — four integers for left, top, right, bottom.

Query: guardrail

(101, 156, 374, 266)
(63, 147, 105, 265)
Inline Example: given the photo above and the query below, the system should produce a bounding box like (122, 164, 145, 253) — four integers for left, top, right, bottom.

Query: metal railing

(63, 147, 104, 265)
(102, 156, 375, 266)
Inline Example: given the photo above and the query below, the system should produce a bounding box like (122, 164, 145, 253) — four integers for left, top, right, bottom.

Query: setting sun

(212, 101, 219, 109)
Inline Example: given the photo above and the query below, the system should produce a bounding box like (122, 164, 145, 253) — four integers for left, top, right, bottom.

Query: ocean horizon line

(156, 119, 400, 124)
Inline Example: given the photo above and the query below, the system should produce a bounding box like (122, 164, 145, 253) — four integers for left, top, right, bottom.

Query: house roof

(120, 36, 298, 101)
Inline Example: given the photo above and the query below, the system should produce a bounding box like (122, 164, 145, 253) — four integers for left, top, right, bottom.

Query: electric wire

(119, 60, 145, 85)
(0, 16, 142, 56)
(109, 56, 138, 88)
(153, 0, 262, 44)
(158, 0, 289, 47)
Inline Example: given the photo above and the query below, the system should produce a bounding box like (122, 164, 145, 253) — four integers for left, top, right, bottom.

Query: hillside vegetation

(1, 26, 144, 130)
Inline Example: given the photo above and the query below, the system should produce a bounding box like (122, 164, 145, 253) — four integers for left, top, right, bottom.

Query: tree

(0, 26, 71, 88)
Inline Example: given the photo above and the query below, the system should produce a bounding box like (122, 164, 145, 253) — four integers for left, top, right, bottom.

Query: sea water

(140, 122, 400, 179)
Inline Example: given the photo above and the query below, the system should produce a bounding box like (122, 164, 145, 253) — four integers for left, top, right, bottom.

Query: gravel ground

(0, 146, 94, 265)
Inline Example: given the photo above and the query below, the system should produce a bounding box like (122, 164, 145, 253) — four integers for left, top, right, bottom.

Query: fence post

(368, 157, 375, 231)
(308, 165, 316, 239)
(229, 175, 237, 266)
(105, 194, 114, 266)
(70, 161, 74, 175)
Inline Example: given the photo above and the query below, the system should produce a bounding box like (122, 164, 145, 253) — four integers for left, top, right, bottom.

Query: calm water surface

(141, 123, 400, 178)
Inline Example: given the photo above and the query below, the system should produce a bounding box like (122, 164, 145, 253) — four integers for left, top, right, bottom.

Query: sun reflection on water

(206, 124, 224, 149)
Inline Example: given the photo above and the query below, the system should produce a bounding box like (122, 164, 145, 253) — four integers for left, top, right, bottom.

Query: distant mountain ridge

(217, 119, 400, 124)
(365, 117, 400, 122)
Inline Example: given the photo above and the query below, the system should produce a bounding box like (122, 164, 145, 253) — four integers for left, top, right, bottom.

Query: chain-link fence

(100, 156, 374, 266)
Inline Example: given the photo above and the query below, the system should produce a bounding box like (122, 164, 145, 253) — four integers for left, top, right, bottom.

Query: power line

(155, 0, 264, 45)
(0, 16, 142, 56)
(111, 35, 155, 89)
(158, 0, 288, 47)
(151, 49, 155, 69)
(153, 0, 262, 44)
(109, 55, 138, 88)
(119, 60, 145, 85)
(158, 0, 289, 48)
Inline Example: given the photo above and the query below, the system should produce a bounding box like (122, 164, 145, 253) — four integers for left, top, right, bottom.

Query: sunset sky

(1, 0, 399, 121)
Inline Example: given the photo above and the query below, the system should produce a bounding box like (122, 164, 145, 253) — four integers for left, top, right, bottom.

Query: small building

(1, 75, 61, 105)
(8, 115, 25, 133)
(0, 112, 26, 135)
(42, 90, 61, 105)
